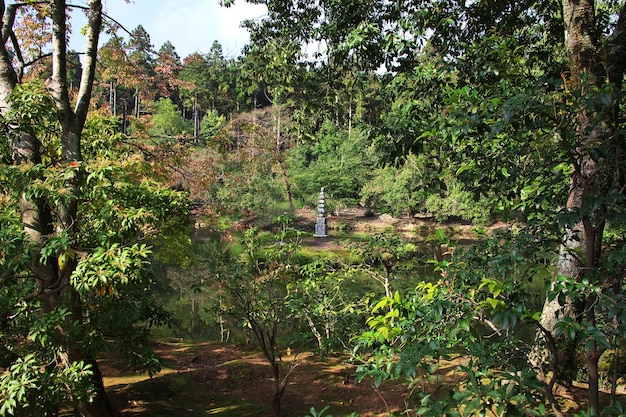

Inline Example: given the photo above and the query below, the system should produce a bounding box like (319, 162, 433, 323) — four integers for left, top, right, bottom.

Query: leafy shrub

(199, 109, 227, 144)
(361, 154, 427, 217)
(424, 179, 493, 224)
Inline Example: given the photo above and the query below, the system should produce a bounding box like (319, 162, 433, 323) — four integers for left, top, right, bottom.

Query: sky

(70, 0, 267, 59)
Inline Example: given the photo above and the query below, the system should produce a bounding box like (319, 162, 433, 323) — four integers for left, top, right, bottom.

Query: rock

(379, 213, 394, 222)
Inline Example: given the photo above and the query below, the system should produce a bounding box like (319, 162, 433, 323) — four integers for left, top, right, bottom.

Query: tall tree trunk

(533, 1, 626, 414)
(134, 92, 140, 118)
(194, 92, 199, 138)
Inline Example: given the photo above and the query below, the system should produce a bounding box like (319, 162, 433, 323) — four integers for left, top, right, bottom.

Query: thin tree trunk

(271, 363, 282, 417)
(531, 226, 582, 385)
(348, 100, 352, 138)
(135, 93, 140, 118)
(586, 292, 601, 414)
(305, 314, 324, 351)
(194, 92, 198, 138)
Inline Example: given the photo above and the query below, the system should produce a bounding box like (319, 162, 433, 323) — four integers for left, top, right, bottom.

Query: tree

(97, 35, 131, 116)
(178, 42, 241, 134)
(10, 2, 52, 80)
(204, 107, 294, 221)
(0, 2, 110, 414)
(199, 109, 227, 144)
(347, 231, 418, 299)
(243, 0, 626, 414)
(223, 224, 303, 416)
(534, 1, 626, 412)
(353, 230, 550, 416)
(288, 121, 374, 208)
(126, 25, 156, 117)
(288, 260, 365, 355)
(154, 41, 183, 101)
(148, 97, 193, 138)
(204, 41, 229, 112)
(361, 154, 436, 218)
(0, 2, 187, 416)
(126, 25, 155, 77)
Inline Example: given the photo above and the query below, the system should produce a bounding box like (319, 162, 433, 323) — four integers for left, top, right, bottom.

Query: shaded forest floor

(103, 340, 615, 417)
(104, 340, 410, 417)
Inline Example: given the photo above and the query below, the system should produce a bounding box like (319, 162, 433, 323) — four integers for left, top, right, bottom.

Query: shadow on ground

(104, 341, 408, 417)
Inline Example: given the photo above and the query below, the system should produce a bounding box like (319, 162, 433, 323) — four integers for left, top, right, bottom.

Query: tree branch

(68, 2, 133, 37)
(9, 31, 24, 81)
(534, 320, 564, 417)
(0, 1, 18, 102)
(49, 0, 72, 118)
(1, 2, 16, 44)
(74, 0, 102, 124)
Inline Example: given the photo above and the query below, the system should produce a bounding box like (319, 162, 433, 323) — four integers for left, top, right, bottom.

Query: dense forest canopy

(0, 0, 625, 416)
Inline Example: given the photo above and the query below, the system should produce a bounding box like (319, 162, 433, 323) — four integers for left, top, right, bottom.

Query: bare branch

(68, 2, 132, 37)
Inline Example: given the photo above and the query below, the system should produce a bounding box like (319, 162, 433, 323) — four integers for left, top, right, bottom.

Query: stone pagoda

(314, 187, 328, 237)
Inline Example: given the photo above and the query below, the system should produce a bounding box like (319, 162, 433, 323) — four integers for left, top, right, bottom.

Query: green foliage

(148, 98, 193, 138)
(199, 109, 226, 144)
(345, 231, 422, 296)
(352, 230, 553, 414)
(214, 164, 288, 219)
(219, 225, 307, 414)
(195, 108, 294, 220)
(289, 122, 375, 207)
(424, 178, 494, 225)
(0, 354, 94, 417)
(179, 42, 242, 117)
(72, 0, 626, 414)
(287, 259, 369, 355)
(0, 89, 188, 412)
(5, 80, 59, 147)
(360, 154, 425, 217)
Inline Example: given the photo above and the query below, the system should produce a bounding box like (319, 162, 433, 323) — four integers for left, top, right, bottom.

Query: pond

(151, 222, 551, 343)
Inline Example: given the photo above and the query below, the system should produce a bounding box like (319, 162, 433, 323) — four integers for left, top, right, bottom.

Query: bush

(424, 179, 493, 224)
(361, 154, 427, 217)
(199, 109, 227, 144)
